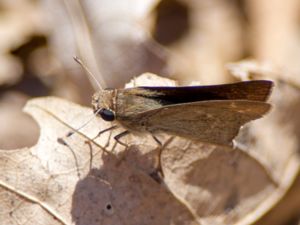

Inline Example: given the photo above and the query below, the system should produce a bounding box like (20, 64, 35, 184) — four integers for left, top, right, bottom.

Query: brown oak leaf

(0, 74, 298, 225)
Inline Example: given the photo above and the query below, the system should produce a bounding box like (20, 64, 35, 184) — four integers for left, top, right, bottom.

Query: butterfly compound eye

(99, 108, 115, 121)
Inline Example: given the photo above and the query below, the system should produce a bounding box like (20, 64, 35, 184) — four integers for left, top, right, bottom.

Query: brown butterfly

(92, 80, 273, 146)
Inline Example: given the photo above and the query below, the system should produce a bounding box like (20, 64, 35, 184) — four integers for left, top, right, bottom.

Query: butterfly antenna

(66, 108, 102, 137)
(73, 56, 103, 90)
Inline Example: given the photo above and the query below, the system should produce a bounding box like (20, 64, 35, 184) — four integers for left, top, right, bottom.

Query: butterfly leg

(113, 130, 132, 166)
(93, 125, 118, 140)
(151, 135, 175, 182)
(93, 125, 118, 148)
(150, 135, 165, 181)
(114, 130, 130, 148)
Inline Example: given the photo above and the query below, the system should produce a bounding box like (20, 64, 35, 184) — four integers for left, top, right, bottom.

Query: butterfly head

(92, 89, 117, 121)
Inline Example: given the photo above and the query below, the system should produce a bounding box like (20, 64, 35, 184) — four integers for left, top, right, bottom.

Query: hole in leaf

(104, 203, 114, 216)
(153, 0, 190, 45)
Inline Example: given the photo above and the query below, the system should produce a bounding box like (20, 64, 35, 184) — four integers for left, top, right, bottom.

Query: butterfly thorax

(92, 89, 117, 111)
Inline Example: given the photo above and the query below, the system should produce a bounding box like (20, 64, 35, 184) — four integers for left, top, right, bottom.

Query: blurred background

(0, 1, 300, 223)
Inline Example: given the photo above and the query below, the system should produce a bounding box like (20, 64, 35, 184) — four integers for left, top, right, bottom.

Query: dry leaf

(247, 0, 300, 86)
(0, 96, 197, 225)
(0, 91, 39, 149)
(1, 1, 300, 224)
(150, 0, 245, 84)
(0, 0, 46, 85)
(42, 0, 167, 89)
(1, 74, 294, 225)
(226, 62, 300, 225)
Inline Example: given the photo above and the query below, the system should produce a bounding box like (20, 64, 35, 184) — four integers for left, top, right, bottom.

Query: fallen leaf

(151, 0, 245, 84)
(0, 74, 292, 225)
(226, 62, 300, 224)
(0, 0, 46, 86)
(42, 0, 167, 89)
(0, 91, 39, 149)
(0, 96, 198, 225)
(247, 0, 300, 86)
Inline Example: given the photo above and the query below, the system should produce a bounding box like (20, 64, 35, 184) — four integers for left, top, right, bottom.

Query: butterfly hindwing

(136, 100, 271, 145)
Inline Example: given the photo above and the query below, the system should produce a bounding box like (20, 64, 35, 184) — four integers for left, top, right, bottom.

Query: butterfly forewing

(135, 80, 273, 104)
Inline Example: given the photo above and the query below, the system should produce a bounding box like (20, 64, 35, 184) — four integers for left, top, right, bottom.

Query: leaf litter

(1, 74, 296, 225)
